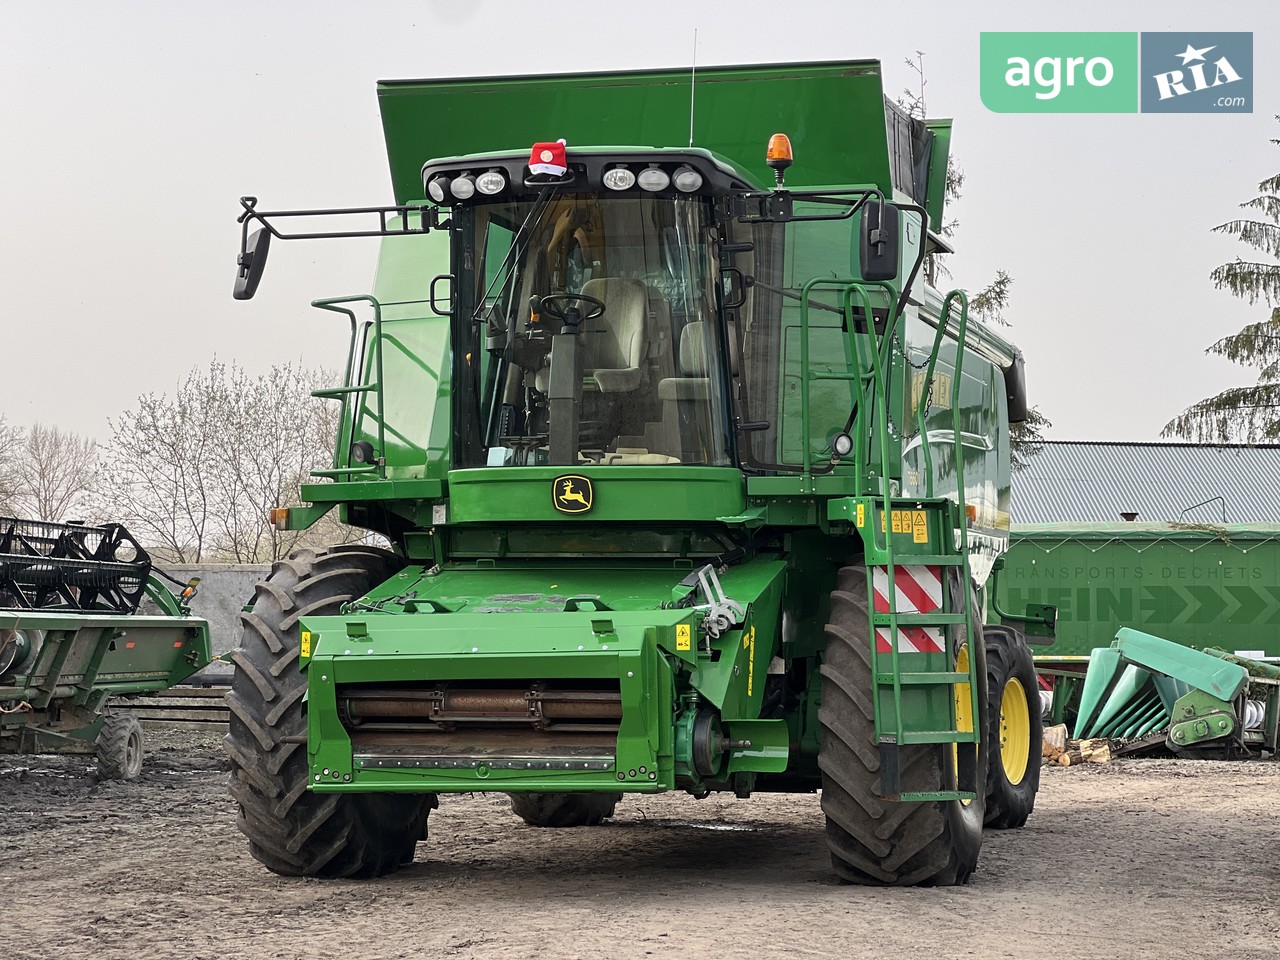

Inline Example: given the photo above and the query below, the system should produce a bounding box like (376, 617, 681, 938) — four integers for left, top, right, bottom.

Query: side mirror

(859, 201, 900, 282)
(233, 227, 271, 300)
(1004, 355, 1029, 424)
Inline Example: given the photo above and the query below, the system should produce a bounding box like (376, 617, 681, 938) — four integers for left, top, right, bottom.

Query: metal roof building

(1011, 441, 1280, 524)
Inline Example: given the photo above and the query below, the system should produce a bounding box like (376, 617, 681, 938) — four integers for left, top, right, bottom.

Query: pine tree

(1164, 117, 1280, 442)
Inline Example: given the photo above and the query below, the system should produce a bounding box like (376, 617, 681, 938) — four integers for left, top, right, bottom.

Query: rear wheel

(509, 792, 622, 827)
(818, 563, 986, 885)
(983, 626, 1041, 828)
(224, 545, 438, 877)
(97, 714, 144, 780)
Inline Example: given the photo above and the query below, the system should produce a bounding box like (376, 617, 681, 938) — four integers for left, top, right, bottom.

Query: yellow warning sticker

(300, 630, 312, 658)
(676, 623, 691, 651)
(856, 502, 865, 528)
(744, 625, 757, 697)
(879, 509, 930, 544)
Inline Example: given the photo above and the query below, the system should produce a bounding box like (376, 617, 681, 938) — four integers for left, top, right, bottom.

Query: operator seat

(578, 277, 649, 393)
(657, 320, 738, 463)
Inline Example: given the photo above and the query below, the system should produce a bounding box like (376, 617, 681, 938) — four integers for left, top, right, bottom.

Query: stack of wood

(1042, 723, 1112, 766)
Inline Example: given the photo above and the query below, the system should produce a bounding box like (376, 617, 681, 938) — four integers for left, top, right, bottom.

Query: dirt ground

(2, 730, 1278, 960)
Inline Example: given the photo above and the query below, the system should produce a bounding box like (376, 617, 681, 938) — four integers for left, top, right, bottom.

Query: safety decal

(872, 565, 946, 654)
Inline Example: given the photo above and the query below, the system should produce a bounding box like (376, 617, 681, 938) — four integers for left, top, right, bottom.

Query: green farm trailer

(997, 522, 1280, 660)
(227, 60, 1042, 885)
(0, 517, 212, 778)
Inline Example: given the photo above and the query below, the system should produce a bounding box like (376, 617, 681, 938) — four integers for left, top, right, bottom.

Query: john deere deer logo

(552, 475, 593, 514)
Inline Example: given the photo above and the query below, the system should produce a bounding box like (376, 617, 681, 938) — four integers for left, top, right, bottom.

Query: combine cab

(0, 517, 212, 778)
(227, 60, 1042, 883)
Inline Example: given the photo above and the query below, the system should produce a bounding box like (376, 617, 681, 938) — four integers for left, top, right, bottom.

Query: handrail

(311, 295, 388, 480)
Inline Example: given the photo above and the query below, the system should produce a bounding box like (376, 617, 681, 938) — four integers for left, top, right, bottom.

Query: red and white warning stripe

(872, 564, 946, 654)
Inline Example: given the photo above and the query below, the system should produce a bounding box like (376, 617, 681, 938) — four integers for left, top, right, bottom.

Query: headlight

(672, 165, 703, 192)
(602, 166, 636, 190)
(427, 175, 449, 203)
(476, 170, 506, 195)
(450, 174, 476, 200)
(637, 166, 670, 192)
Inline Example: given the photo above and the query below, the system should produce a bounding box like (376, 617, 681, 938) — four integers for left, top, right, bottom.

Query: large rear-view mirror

(859, 201, 900, 282)
(233, 226, 272, 301)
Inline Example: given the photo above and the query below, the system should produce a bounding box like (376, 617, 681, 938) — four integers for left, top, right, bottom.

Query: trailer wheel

(818, 563, 986, 885)
(508, 792, 622, 827)
(982, 626, 1041, 829)
(97, 714, 144, 780)
(224, 545, 438, 878)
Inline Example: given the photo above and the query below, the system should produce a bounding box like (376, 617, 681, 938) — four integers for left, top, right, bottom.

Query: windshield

(453, 193, 733, 468)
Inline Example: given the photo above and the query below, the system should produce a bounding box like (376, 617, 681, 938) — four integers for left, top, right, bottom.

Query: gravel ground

(3, 729, 1278, 960)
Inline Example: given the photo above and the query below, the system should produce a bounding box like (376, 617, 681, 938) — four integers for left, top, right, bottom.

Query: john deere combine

(227, 60, 1041, 884)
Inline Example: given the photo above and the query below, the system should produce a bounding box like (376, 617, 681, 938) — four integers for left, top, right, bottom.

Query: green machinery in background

(226, 60, 1042, 885)
(1067, 628, 1279, 757)
(997, 522, 1280, 660)
(0, 517, 212, 778)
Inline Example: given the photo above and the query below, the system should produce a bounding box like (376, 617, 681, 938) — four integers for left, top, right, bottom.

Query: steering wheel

(539, 293, 605, 323)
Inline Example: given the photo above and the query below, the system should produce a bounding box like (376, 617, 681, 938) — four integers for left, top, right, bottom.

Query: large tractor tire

(982, 626, 1041, 829)
(224, 545, 438, 878)
(818, 563, 987, 886)
(509, 792, 622, 827)
(97, 714, 144, 781)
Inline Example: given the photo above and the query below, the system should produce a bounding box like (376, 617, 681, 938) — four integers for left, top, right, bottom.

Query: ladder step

(876, 671, 971, 685)
(872, 612, 967, 626)
(899, 730, 980, 745)
(898, 790, 978, 802)
(312, 385, 376, 399)
(865, 554, 967, 566)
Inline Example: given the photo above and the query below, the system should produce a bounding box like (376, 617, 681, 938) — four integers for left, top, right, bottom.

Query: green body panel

(378, 62, 895, 203)
(300, 558, 787, 793)
(999, 523, 1280, 659)
(446, 466, 744, 523)
(0, 585, 212, 756)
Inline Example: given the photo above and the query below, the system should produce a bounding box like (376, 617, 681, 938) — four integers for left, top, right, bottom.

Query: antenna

(688, 28, 698, 148)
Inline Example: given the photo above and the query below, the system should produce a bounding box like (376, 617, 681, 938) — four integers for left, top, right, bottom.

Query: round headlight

(427, 176, 449, 203)
(832, 432, 854, 458)
(637, 166, 670, 192)
(450, 175, 476, 200)
(672, 165, 703, 193)
(476, 170, 506, 195)
(603, 166, 636, 190)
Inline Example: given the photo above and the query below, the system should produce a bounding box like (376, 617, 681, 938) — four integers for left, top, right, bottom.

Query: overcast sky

(2, 1, 1276, 444)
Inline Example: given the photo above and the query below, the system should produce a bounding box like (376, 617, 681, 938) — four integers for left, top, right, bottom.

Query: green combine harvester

(0, 517, 212, 778)
(227, 60, 1043, 885)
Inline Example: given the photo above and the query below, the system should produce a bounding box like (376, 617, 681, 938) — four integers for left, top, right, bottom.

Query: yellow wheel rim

(952, 645, 975, 805)
(999, 677, 1031, 786)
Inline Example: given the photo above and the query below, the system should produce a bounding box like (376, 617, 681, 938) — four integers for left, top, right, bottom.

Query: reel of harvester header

(0, 516, 152, 615)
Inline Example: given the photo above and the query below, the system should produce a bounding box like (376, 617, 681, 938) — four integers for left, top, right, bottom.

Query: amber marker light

(766, 133, 793, 187)
(269, 507, 289, 530)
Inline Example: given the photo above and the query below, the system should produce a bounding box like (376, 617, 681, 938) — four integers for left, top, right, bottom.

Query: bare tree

(0, 416, 24, 514)
(6, 423, 99, 521)
(99, 359, 354, 563)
